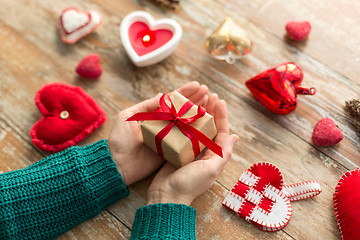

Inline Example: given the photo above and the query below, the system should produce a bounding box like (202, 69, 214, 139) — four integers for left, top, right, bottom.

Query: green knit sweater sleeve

(0, 139, 129, 240)
(131, 203, 196, 240)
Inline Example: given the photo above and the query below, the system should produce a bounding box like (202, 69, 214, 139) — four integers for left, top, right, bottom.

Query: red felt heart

(223, 162, 322, 232)
(312, 117, 343, 146)
(128, 22, 173, 56)
(30, 83, 106, 152)
(246, 62, 316, 114)
(286, 21, 311, 41)
(334, 169, 360, 240)
(76, 54, 102, 79)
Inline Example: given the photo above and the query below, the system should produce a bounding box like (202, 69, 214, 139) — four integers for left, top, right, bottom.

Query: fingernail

(232, 135, 239, 145)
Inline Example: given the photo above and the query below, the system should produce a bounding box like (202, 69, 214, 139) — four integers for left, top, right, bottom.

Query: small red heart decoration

(333, 168, 360, 240)
(76, 54, 102, 79)
(286, 21, 311, 41)
(246, 62, 316, 114)
(58, 7, 102, 44)
(223, 162, 321, 232)
(30, 83, 106, 152)
(312, 117, 343, 146)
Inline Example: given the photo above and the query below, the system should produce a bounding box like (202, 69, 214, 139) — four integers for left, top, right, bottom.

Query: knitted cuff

(0, 139, 130, 240)
(131, 203, 196, 240)
(80, 139, 130, 210)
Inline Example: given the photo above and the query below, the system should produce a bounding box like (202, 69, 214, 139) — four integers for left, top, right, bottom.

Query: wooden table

(0, 0, 359, 239)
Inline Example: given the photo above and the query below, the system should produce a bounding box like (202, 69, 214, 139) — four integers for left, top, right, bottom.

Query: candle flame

(143, 35, 151, 42)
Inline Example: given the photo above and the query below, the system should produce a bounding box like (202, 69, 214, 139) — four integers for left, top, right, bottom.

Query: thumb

(222, 134, 239, 162)
(208, 134, 239, 173)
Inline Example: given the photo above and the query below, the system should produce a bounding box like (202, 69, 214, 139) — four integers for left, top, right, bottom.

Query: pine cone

(152, 0, 180, 9)
(345, 99, 360, 116)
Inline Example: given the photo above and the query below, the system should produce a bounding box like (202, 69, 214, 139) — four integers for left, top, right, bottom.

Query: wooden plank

(58, 211, 131, 240)
(0, 118, 43, 171)
(59, 0, 360, 169)
(216, 0, 360, 83)
(0, 0, 358, 239)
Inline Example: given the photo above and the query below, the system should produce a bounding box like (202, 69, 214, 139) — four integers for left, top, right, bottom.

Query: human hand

(108, 82, 210, 186)
(147, 95, 238, 206)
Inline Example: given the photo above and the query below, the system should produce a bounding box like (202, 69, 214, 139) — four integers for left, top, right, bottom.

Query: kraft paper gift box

(141, 91, 218, 168)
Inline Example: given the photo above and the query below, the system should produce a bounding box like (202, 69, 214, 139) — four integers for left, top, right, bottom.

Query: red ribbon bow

(126, 93, 223, 159)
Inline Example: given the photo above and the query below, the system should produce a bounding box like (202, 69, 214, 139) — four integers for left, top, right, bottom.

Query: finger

(198, 94, 208, 107)
(204, 93, 218, 116)
(176, 81, 201, 98)
(202, 100, 229, 159)
(214, 100, 229, 136)
(122, 93, 162, 117)
(205, 134, 238, 174)
(190, 85, 209, 105)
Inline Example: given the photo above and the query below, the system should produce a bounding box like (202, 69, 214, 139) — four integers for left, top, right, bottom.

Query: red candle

(128, 22, 173, 56)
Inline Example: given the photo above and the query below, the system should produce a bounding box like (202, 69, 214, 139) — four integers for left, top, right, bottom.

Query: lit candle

(143, 34, 150, 42)
(139, 31, 156, 47)
(120, 11, 182, 67)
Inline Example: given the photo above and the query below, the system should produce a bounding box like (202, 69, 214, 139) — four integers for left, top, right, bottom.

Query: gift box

(127, 91, 222, 168)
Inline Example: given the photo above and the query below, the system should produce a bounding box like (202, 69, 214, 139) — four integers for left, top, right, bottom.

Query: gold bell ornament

(205, 18, 252, 64)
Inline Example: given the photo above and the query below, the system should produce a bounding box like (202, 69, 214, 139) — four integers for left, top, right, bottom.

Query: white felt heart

(120, 11, 182, 67)
(62, 9, 89, 33)
(222, 162, 322, 232)
(58, 7, 102, 44)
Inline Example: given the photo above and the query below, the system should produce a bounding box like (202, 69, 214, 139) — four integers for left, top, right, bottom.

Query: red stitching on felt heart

(30, 82, 106, 152)
(223, 162, 321, 232)
(333, 168, 360, 240)
(283, 181, 322, 201)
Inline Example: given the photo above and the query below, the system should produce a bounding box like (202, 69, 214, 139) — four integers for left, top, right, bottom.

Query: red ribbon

(126, 93, 223, 158)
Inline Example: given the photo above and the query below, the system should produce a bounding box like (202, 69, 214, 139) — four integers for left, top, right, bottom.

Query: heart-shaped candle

(223, 162, 322, 232)
(334, 168, 360, 240)
(58, 7, 102, 44)
(120, 11, 182, 67)
(30, 83, 106, 152)
(246, 62, 316, 114)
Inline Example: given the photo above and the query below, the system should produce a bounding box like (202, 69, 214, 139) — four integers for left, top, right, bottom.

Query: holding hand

(108, 82, 211, 186)
(147, 94, 238, 205)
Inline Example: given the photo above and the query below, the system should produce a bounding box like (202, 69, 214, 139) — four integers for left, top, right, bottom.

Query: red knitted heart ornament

(333, 169, 360, 240)
(222, 162, 322, 231)
(30, 83, 106, 152)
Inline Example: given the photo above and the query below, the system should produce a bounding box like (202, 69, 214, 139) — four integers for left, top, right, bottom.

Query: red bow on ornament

(127, 93, 223, 158)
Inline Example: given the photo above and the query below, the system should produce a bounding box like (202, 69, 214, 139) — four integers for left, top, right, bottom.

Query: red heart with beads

(333, 168, 360, 240)
(222, 162, 321, 231)
(57, 7, 102, 44)
(30, 83, 106, 152)
(246, 62, 316, 114)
